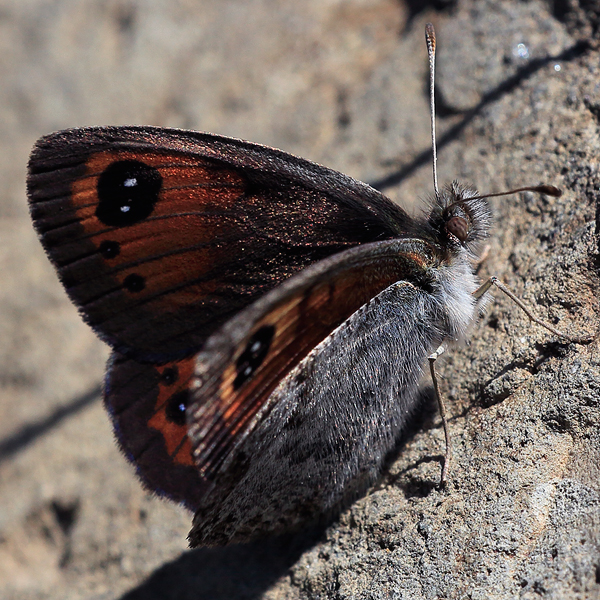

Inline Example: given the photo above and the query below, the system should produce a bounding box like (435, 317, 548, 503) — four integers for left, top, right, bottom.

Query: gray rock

(0, 0, 598, 599)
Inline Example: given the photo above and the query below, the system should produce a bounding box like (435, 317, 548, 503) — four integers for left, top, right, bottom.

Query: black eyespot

(98, 240, 120, 259)
(123, 273, 145, 292)
(96, 160, 162, 227)
(234, 325, 276, 390)
(160, 366, 179, 385)
(165, 390, 189, 427)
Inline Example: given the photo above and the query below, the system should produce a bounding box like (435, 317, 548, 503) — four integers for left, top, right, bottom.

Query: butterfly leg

(473, 277, 593, 343)
(428, 344, 451, 485)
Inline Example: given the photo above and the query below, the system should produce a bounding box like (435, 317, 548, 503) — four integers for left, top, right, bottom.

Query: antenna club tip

(538, 185, 562, 197)
(425, 23, 436, 48)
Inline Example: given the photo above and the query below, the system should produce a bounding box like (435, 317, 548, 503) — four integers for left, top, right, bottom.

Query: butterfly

(26, 25, 567, 547)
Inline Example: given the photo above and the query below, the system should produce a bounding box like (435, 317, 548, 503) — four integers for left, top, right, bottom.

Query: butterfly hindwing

(186, 239, 444, 546)
(104, 352, 210, 510)
(188, 238, 436, 481)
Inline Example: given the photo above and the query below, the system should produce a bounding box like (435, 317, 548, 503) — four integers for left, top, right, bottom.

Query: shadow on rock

(120, 527, 323, 600)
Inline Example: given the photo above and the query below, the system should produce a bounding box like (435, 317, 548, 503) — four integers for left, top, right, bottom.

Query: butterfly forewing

(28, 126, 412, 362)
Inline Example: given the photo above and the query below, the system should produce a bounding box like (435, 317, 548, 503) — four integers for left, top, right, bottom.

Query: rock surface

(0, 0, 598, 599)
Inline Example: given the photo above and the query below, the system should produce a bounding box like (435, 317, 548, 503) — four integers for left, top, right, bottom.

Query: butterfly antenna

(425, 23, 439, 197)
(425, 24, 562, 205)
(467, 184, 562, 201)
(444, 184, 562, 214)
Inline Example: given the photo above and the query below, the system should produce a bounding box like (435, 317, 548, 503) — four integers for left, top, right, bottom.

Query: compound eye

(446, 216, 469, 242)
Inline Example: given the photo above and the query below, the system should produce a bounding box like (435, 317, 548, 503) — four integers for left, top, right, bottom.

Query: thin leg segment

(428, 344, 450, 485)
(474, 276, 594, 344)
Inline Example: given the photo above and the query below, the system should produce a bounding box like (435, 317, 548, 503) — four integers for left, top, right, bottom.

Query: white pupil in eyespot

(120, 205, 130, 212)
(250, 341, 261, 353)
(244, 366, 252, 376)
(124, 177, 137, 187)
(178, 403, 185, 413)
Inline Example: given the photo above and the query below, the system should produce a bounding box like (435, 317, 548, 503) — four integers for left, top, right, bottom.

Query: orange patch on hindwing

(148, 355, 197, 466)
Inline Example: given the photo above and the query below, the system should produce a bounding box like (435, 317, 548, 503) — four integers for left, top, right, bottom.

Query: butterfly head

(427, 180, 492, 259)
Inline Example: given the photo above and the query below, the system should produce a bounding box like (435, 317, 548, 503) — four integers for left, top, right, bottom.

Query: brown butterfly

(27, 25, 568, 547)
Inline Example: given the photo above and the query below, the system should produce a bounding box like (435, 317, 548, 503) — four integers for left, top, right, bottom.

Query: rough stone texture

(0, 0, 598, 599)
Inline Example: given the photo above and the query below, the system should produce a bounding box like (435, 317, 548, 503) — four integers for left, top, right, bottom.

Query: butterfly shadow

(119, 526, 325, 600)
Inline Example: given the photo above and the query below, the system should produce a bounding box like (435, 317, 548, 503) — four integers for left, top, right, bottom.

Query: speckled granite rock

(0, 1, 598, 599)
